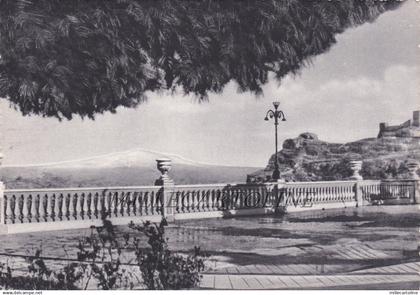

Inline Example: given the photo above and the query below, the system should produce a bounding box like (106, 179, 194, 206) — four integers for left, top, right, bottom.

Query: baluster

(234, 188, 239, 209)
(216, 190, 222, 209)
(213, 190, 218, 210)
(39, 194, 45, 221)
(152, 191, 156, 215)
(104, 192, 111, 218)
(156, 191, 161, 214)
(235, 188, 241, 208)
(343, 185, 347, 202)
(125, 191, 131, 216)
(154, 191, 159, 215)
(86, 193, 92, 219)
(21, 194, 29, 223)
(5, 195, 12, 224)
(190, 190, 195, 212)
(221, 189, 227, 209)
(53, 193, 60, 221)
(68, 193, 74, 220)
(94, 192, 101, 218)
(330, 187, 335, 202)
(125, 192, 131, 216)
(118, 192, 125, 216)
(298, 187, 303, 205)
(61, 193, 65, 220)
(82, 193, 88, 219)
(137, 192, 143, 216)
(336, 186, 341, 202)
(195, 190, 200, 211)
(157, 190, 163, 215)
(143, 192, 148, 215)
(204, 190, 210, 211)
(144, 191, 150, 215)
(130, 192, 136, 216)
(310, 187, 315, 204)
(58, 193, 65, 221)
(335, 186, 339, 202)
(13, 194, 21, 223)
(184, 191, 189, 212)
(217, 189, 222, 210)
(101, 191, 112, 218)
(148, 192, 153, 215)
(296, 187, 301, 205)
(307, 187, 312, 205)
(209, 190, 214, 211)
(44, 193, 52, 221)
(334, 186, 339, 202)
(173, 191, 179, 213)
(197, 190, 202, 212)
(230, 188, 235, 209)
(30, 194, 37, 222)
(74, 193, 81, 220)
(189, 190, 193, 212)
(119, 191, 125, 216)
(151, 191, 156, 215)
(201, 190, 206, 211)
(89, 192, 95, 218)
(112, 192, 118, 217)
(238, 188, 244, 208)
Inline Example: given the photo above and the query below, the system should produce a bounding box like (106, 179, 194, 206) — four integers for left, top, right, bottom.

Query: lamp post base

(272, 169, 280, 181)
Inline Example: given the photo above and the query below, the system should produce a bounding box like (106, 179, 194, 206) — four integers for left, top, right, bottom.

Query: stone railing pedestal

(269, 180, 286, 213)
(155, 159, 175, 221)
(0, 181, 6, 234)
(348, 160, 364, 207)
(407, 161, 420, 204)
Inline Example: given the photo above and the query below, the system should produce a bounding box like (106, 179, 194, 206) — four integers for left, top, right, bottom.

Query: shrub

(129, 219, 206, 290)
(0, 218, 207, 290)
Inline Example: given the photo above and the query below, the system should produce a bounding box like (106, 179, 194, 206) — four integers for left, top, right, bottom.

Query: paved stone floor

(0, 205, 419, 289)
(200, 261, 420, 289)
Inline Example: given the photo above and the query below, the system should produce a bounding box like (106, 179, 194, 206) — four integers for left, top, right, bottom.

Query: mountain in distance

(1, 149, 261, 189)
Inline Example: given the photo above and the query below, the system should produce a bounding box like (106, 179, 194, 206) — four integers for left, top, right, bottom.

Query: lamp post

(264, 101, 286, 181)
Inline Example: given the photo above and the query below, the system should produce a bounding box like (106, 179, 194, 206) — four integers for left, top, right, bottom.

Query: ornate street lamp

(264, 101, 286, 181)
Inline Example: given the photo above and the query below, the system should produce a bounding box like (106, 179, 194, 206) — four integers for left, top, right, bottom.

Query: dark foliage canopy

(0, 0, 402, 119)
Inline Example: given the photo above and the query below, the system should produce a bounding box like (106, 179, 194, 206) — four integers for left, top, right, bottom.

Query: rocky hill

(247, 132, 420, 182)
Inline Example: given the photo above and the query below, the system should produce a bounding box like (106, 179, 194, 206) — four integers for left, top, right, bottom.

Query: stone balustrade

(0, 159, 419, 234)
(1, 186, 163, 234)
(282, 181, 356, 210)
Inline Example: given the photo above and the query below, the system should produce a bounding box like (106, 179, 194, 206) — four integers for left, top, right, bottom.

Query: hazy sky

(1, 1, 419, 167)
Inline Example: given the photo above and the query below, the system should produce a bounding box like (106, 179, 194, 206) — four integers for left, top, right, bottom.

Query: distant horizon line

(1, 147, 264, 169)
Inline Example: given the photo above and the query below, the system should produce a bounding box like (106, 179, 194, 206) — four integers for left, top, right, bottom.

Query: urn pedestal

(407, 161, 420, 204)
(155, 158, 174, 186)
(407, 161, 419, 180)
(349, 160, 363, 181)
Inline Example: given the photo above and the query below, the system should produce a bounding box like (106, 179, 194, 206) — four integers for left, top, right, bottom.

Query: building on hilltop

(378, 110, 420, 138)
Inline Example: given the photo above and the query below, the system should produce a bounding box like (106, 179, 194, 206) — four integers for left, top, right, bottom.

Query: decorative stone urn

(349, 160, 363, 180)
(407, 161, 419, 180)
(155, 158, 174, 185)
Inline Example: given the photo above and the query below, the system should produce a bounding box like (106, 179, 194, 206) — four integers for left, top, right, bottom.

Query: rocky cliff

(247, 132, 420, 182)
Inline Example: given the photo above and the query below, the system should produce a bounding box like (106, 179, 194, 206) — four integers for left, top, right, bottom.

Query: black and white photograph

(0, 0, 419, 292)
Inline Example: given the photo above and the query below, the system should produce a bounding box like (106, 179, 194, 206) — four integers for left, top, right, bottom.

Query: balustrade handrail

(283, 180, 357, 186)
(3, 180, 392, 194)
(4, 185, 160, 193)
(173, 183, 235, 189)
